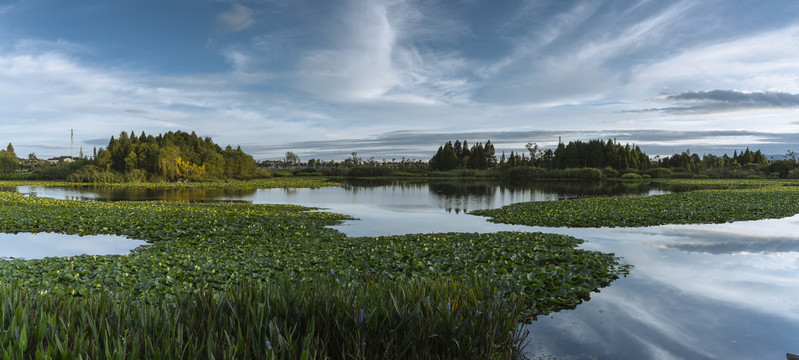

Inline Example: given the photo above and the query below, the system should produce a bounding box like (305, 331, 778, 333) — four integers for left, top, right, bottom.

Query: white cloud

(222, 49, 250, 72)
(574, 0, 695, 63)
(0, 43, 316, 158)
(474, 0, 694, 107)
(217, 3, 255, 33)
(292, 0, 473, 105)
(630, 25, 799, 95)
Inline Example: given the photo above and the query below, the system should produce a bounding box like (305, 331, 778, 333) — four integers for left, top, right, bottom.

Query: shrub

(644, 168, 673, 178)
(393, 171, 424, 177)
(563, 168, 604, 181)
(270, 170, 293, 177)
(68, 166, 125, 183)
(0, 172, 36, 180)
(256, 169, 272, 178)
(601, 167, 619, 179)
(346, 166, 394, 177)
(692, 174, 709, 179)
(621, 173, 642, 180)
(125, 169, 149, 183)
(33, 165, 74, 180)
(502, 166, 545, 183)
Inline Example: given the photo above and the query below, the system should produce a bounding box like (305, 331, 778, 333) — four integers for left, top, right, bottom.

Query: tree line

(2, 132, 797, 181)
(426, 138, 799, 178)
(657, 148, 768, 171)
(430, 138, 650, 171)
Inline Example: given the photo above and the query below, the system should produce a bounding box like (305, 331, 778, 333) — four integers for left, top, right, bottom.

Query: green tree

(285, 151, 300, 166)
(0, 149, 17, 172)
(429, 142, 459, 171)
(6, 143, 16, 158)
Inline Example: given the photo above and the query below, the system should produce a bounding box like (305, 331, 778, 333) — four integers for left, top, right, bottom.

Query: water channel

(3, 180, 798, 359)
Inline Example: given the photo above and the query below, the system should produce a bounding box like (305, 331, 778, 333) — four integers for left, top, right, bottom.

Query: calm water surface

(4, 180, 797, 359)
(0, 233, 147, 259)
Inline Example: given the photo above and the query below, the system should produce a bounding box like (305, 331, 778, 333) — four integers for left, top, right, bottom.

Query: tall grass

(0, 276, 528, 359)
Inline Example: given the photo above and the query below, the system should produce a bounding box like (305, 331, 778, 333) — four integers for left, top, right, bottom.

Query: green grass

(472, 186, 799, 228)
(0, 277, 528, 359)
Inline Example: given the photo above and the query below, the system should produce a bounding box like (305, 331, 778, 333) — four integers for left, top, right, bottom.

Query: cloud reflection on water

(0, 233, 147, 259)
(524, 217, 799, 359)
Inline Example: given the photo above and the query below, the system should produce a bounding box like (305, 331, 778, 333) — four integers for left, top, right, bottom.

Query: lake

(3, 180, 797, 359)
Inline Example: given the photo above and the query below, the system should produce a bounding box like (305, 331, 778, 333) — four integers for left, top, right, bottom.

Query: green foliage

(601, 167, 619, 179)
(768, 159, 797, 178)
(0, 143, 19, 173)
(644, 168, 672, 178)
(0, 172, 35, 181)
(620, 173, 642, 180)
(548, 139, 650, 171)
(95, 131, 259, 182)
(430, 169, 498, 178)
(429, 142, 460, 171)
(430, 140, 497, 171)
(67, 166, 125, 183)
(32, 165, 74, 180)
(502, 166, 545, 183)
(472, 186, 799, 228)
(0, 277, 527, 359)
(658, 147, 768, 172)
(346, 166, 394, 177)
(270, 170, 294, 177)
(545, 168, 604, 181)
(0, 190, 627, 319)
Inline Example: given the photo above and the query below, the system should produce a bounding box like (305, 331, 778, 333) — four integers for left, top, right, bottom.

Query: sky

(2, 0, 799, 161)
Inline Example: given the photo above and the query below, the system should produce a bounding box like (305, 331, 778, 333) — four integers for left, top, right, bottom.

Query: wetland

(1, 178, 797, 358)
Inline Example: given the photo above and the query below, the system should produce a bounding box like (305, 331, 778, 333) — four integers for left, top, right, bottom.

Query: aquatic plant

(0, 191, 628, 318)
(0, 277, 527, 359)
(472, 186, 799, 228)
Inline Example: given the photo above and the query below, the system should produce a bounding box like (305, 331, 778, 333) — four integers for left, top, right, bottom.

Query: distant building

(46, 156, 75, 164)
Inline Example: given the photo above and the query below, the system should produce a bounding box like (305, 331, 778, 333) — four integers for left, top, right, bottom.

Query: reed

(0, 276, 528, 359)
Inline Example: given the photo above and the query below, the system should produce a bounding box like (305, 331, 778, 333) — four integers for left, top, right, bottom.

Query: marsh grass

(0, 276, 528, 359)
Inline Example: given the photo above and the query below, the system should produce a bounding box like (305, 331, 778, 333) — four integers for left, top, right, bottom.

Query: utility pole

(71, 129, 74, 159)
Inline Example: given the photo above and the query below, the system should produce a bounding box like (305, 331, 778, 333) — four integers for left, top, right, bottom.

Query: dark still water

(3, 180, 797, 359)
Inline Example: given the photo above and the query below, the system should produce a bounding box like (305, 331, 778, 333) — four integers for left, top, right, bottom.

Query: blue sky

(2, 0, 799, 160)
